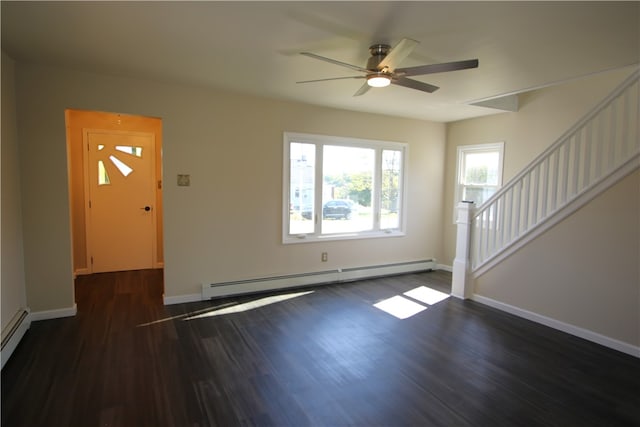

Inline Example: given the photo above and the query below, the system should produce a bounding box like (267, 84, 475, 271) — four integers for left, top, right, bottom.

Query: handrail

(470, 68, 639, 271)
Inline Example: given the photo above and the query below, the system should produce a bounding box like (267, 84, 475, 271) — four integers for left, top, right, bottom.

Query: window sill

(283, 229, 405, 245)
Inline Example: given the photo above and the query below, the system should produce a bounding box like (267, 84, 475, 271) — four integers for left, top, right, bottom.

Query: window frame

(283, 132, 408, 244)
(454, 142, 504, 222)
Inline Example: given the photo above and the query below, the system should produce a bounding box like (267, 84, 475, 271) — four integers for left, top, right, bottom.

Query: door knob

(141, 206, 151, 211)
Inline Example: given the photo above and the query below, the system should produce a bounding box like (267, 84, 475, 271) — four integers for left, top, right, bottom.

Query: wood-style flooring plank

(2, 269, 639, 426)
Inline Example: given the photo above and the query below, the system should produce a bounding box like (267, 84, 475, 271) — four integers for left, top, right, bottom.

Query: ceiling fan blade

(300, 52, 369, 73)
(377, 38, 418, 72)
(395, 59, 479, 77)
(353, 82, 371, 97)
(391, 77, 439, 93)
(297, 76, 365, 84)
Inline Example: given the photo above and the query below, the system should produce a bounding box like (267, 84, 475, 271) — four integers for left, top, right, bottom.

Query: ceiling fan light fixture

(367, 73, 391, 88)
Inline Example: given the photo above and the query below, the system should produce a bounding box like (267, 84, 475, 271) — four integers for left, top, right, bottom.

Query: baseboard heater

(1, 308, 31, 370)
(202, 259, 435, 299)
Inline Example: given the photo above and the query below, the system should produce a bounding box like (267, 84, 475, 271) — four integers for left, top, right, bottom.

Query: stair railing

(469, 69, 639, 274)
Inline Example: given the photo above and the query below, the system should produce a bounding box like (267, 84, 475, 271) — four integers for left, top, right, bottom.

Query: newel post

(452, 201, 474, 299)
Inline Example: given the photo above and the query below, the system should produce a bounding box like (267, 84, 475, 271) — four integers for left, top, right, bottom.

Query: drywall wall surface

(443, 67, 637, 266)
(13, 61, 446, 307)
(13, 66, 76, 312)
(475, 170, 639, 346)
(1, 51, 28, 327)
(160, 89, 446, 297)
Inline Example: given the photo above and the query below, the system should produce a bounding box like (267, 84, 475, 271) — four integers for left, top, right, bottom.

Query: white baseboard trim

(164, 293, 203, 306)
(436, 264, 453, 272)
(472, 294, 640, 358)
(30, 304, 77, 322)
(1, 309, 31, 370)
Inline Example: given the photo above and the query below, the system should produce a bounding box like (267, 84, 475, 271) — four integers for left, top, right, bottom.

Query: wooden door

(84, 129, 156, 273)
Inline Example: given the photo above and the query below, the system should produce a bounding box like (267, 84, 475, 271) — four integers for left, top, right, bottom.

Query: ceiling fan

(298, 38, 478, 96)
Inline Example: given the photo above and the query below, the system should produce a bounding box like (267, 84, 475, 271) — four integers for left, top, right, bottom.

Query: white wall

(1, 52, 28, 329)
(13, 61, 446, 310)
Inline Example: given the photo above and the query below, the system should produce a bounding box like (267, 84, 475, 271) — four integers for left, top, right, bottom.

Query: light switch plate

(177, 174, 191, 186)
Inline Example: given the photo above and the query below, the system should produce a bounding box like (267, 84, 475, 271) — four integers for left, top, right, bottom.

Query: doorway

(66, 110, 163, 277)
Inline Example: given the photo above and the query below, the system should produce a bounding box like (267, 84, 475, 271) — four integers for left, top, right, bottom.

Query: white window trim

(283, 132, 408, 244)
(453, 142, 504, 223)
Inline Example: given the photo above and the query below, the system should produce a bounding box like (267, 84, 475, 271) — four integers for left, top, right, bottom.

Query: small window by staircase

(454, 142, 504, 221)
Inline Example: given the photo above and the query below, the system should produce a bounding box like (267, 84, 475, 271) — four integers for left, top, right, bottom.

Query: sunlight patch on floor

(137, 290, 315, 327)
(373, 295, 427, 319)
(184, 290, 315, 320)
(136, 302, 238, 327)
(374, 285, 450, 319)
(403, 286, 450, 305)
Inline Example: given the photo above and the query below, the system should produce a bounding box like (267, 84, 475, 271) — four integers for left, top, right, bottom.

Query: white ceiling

(2, 1, 638, 122)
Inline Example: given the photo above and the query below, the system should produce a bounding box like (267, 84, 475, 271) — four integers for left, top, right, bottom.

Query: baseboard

(74, 267, 90, 277)
(1, 309, 31, 370)
(30, 304, 77, 322)
(436, 264, 453, 272)
(472, 294, 640, 358)
(200, 259, 436, 301)
(163, 293, 203, 305)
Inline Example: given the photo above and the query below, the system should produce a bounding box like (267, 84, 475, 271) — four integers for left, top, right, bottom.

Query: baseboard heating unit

(1, 308, 31, 369)
(202, 259, 435, 299)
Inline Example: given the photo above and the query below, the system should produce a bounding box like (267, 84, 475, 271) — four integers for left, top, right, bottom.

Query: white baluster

(583, 122, 592, 190)
(522, 172, 531, 231)
(596, 112, 605, 179)
(550, 150, 559, 212)
(561, 142, 570, 205)
(541, 157, 549, 220)
(609, 102, 617, 172)
(531, 164, 539, 227)
(572, 132, 581, 197)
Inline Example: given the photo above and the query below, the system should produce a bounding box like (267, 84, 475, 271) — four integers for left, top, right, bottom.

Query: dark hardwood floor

(2, 269, 639, 426)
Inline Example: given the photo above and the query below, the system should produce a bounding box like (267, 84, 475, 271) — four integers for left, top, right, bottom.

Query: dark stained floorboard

(2, 269, 639, 426)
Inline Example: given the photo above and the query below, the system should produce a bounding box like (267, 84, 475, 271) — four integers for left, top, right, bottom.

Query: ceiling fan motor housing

(367, 44, 391, 71)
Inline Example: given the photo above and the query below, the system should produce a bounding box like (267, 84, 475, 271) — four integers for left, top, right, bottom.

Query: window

(454, 143, 504, 219)
(284, 132, 407, 243)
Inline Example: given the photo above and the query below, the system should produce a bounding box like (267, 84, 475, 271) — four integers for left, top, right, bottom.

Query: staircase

(465, 70, 638, 277)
